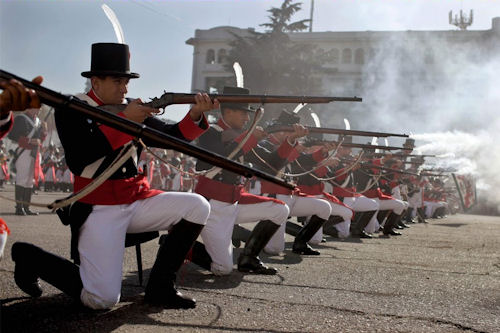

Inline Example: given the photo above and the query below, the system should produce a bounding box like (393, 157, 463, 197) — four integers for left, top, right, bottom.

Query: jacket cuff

(234, 131, 258, 154)
(312, 148, 327, 162)
(277, 139, 295, 159)
(178, 112, 208, 141)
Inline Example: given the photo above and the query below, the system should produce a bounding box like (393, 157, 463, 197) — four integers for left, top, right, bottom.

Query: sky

(1, 0, 500, 121)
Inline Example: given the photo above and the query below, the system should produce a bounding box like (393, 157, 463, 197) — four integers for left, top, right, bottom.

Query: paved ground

(0, 185, 499, 333)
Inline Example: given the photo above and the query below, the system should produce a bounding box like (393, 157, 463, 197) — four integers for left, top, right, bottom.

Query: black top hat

(403, 138, 415, 148)
(267, 110, 301, 129)
(340, 135, 353, 144)
(220, 86, 256, 112)
(81, 43, 140, 79)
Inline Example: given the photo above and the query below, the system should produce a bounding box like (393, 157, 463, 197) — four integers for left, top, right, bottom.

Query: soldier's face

(223, 108, 250, 130)
(92, 76, 129, 104)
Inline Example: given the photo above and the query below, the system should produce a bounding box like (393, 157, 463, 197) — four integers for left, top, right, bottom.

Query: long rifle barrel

(147, 92, 362, 108)
(268, 125, 408, 138)
(305, 140, 410, 151)
(0, 69, 294, 189)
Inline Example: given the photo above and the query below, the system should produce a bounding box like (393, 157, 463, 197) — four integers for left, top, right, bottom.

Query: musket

(303, 140, 411, 151)
(0, 69, 294, 189)
(148, 92, 362, 107)
(367, 153, 436, 158)
(267, 125, 409, 138)
(100, 92, 362, 114)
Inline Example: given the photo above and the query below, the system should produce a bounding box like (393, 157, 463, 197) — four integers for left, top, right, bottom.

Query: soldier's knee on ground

(80, 289, 120, 310)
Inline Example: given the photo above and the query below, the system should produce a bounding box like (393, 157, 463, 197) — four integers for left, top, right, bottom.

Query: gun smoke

(324, 20, 500, 209)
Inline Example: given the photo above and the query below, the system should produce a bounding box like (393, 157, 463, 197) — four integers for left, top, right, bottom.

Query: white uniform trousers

(343, 196, 380, 234)
(200, 199, 289, 276)
(15, 150, 36, 188)
(170, 172, 182, 191)
(264, 194, 331, 254)
(408, 189, 423, 210)
(391, 186, 410, 210)
(310, 195, 353, 243)
(78, 192, 210, 310)
(366, 197, 406, 231)
(424, 201, 446, 218)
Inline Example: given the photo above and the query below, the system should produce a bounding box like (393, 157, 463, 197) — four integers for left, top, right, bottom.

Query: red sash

(74, 174, 162, 205)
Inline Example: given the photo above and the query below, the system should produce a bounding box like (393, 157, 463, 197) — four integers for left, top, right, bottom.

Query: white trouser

(170, 173, 182, 191)
(424, 201, 446, 218)
(248, 180, 261, 195)
(15, 150, 35, 188)
(0, 232, 7, 260)
(343, 196, 380, 234)
(264, 194, 331, 254)
(44, 167, 55, 182)
(408, 189, 423, 209)
(78, 192, 210, 310)
(200, 199, 289, 276)
(391, 187, 410, 210)
(311, 195, 353, 242)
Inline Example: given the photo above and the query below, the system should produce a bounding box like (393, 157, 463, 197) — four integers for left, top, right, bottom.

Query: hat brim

(81, 70, 140, 79)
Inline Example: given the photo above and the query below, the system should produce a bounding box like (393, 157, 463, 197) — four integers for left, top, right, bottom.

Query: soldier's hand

(287, 124, 308, 143)
(189, 93, 219, 121)
(123, 98, 160, 123)
(0, 76, 43, 118)
(253, 126, 267, 140)
(321, 142, 336, 154)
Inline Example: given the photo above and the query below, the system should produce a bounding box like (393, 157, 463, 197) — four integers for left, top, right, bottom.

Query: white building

(186, 18, 500, 131)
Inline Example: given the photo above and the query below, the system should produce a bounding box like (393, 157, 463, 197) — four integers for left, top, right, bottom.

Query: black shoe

(292, 242, 320, 255)
(237, 255, 277, 275)
(144, 288, 196, 309)
(11, 243, 43, 297)
(15, 207, 27, 216)
(394, 224, 404, 230)
(24, 208, 39, 216)
(383, 229, 402, 236)
(359, 231, 373, 239)
(237, 220, 280, 275)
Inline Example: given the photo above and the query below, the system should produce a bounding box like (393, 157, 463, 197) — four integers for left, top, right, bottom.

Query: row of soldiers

(2, 43, 451, 312)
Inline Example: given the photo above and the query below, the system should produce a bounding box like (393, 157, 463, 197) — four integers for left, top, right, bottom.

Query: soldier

(11, 42, 217, 310)
(191, 86, 295, 276)
(8, 107, 46, 215)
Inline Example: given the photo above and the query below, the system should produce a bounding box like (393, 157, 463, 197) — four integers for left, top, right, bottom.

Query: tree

(225, 0, 325, 100)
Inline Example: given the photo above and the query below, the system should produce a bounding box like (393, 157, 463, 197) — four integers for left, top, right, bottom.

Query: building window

(354, 48, 365, 64)
(342, 48, 352, 64)
(327, 48, 339, 64)
(206, 49, 215, 64)
(217, 49, 227, 64)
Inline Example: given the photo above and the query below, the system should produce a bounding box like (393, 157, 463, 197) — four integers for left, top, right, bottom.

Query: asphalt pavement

(1, 185, 499, 333)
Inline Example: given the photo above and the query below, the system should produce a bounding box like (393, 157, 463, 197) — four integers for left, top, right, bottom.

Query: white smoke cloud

(332, 22, 500, 209)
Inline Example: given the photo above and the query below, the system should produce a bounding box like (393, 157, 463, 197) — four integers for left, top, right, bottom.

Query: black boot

(398, 210, 410, 228)
(237, 220, 280, 274)
(15, 185, 26, 216)
(292, 215, 326, 255)
(322, 215, 344, 237)
(11, 242, 83, 299)
(404, 208, 414, 223)
(23, 187, 39, 215)
(232, 224, 252, 248)
(417, 207, 427, 223)
(285, 220, 303, 237)
(382, 212, 402, 236)
(144, 219, 204, 309)
(351, 211, 377, 238)
(377, 210, 391, 225)
(189, 241, 212, 271)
